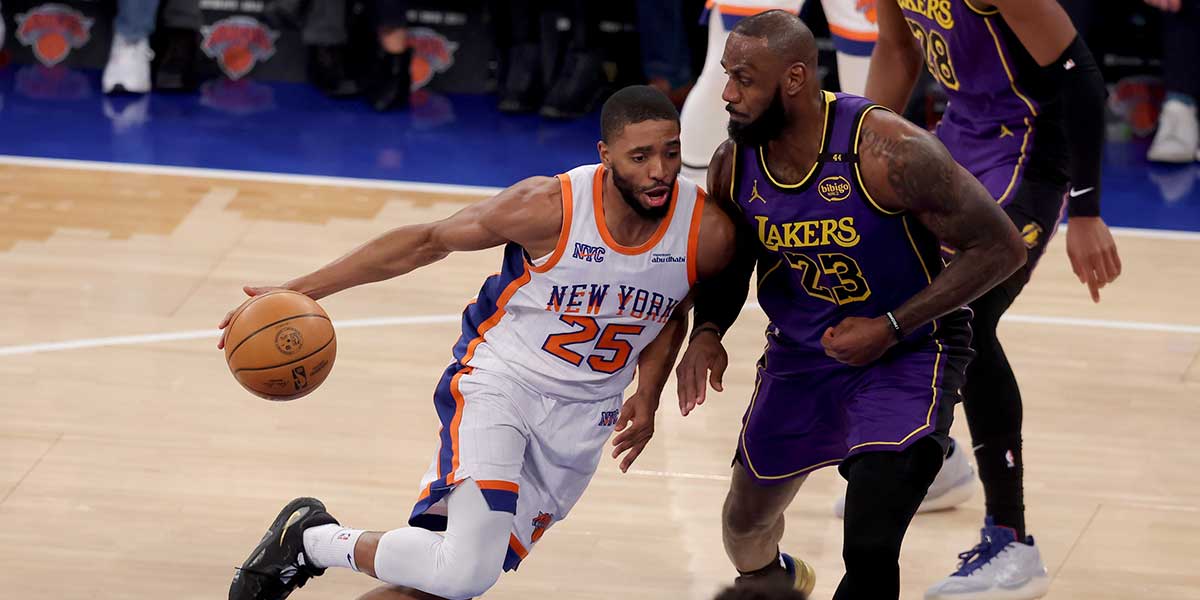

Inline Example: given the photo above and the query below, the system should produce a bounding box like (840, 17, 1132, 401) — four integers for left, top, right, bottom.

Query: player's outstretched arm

(677, 140, 754, 414)
(281, 176, 562, 301)
(990, 0, 1121, 301)
(865, 0, 924, 112)
(824, 110, 1025, 366)
(216, 177, 563, 349)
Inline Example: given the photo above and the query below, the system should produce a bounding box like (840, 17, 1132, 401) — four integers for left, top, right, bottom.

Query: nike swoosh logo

(1068, 187, 1095, 198)
(280, 508, 308, 546)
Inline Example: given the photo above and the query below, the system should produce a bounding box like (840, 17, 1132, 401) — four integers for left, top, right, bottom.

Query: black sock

(737, 549, 784, 578)
(973, 435, 1026, 539)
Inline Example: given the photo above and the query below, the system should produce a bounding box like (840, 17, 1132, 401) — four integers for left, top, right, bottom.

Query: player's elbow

(997, 227, 1028, 276)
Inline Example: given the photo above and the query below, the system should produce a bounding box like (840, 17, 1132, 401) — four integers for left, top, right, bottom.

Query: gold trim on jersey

(850, 105, 905, 216)
(757, 91, 835, 190)
(983, 17, 1038, 118)
(739, 366, 844, 480)
(963, 0, 999, 16)
(996, 117, 1034, 204)
(847, 339, 944, 452)
(729, 143, 739, 203)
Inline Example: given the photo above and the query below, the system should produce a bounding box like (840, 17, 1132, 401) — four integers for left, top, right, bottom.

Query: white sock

(302, 524, 365, 571)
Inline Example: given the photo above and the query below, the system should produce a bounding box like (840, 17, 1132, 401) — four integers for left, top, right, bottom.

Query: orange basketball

(223, 290, 336, 401)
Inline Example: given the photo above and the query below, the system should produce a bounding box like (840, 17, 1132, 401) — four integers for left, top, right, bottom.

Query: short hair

(600, 85, 680, 143)
(731, 9, 817, 66)
(712, 583, 809, 600)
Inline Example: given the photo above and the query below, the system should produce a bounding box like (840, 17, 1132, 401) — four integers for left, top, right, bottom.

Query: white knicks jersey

(449, 164, 705, 402)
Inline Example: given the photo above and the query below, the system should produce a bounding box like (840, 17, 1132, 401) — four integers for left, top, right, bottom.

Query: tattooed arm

(820, 109, 1025, 366)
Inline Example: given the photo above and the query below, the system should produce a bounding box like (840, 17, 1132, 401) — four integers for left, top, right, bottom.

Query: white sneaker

(834, 438, 975, 518)
(102, 34, 154, 94)
(1148, 99, 1199, 164)
(925, 518, 1050, 600)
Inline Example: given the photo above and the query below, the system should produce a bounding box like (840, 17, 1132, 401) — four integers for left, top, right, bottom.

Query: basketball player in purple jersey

(866, 1, 1123, 597)
(675, 11, 1026, 599)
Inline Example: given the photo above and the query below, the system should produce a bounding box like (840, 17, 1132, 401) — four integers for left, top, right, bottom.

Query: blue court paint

(1, 66, 1198, 231)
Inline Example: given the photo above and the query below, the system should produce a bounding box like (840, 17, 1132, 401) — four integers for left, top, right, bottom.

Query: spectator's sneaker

(925, 518, 1049, 600)
(540, 49, 605, 120)
(835, 438, 975, 518)
(228, 497, 339, 600)
(103, 34, 153, 94)
(308, 45, 359, 97)
(498, 43, 542, 113)
(154, 27, 198, 92)
(1148, 99, 1199, 164)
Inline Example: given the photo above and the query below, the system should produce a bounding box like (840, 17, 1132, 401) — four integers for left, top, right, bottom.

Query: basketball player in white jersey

(681, 0, 879, 183)
(218, 85, 737, 600)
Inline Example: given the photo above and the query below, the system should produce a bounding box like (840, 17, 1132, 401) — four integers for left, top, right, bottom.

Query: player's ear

(597, 140, 611, 169)
(785, 61, 808, 96)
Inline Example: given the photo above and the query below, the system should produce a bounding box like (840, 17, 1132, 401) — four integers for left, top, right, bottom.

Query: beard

(610, 164, 673, 220)
(727, 87, 786, 147)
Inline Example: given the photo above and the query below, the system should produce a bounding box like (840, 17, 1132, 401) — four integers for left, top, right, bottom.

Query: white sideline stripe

(0, 309, 1196, 358)
(3, 154, 1200, 240)
(0, 155, 505, 196)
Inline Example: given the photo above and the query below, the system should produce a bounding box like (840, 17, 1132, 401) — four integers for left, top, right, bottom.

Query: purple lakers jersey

(898, 0, 1068, 202)
(732, 92, 970, 372)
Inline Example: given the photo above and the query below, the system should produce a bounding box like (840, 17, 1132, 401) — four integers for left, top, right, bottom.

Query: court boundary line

(1, 306, 1197, 358)
(2, 154, 1200, 241)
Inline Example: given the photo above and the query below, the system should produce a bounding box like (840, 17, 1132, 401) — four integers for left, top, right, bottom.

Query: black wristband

(1048, 35, 1106, 218)
(689, 323, 723, 342)
(884, 312, 904, 341)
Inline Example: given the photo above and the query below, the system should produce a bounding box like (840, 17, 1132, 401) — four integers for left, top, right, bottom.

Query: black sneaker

(229, 497, 339, 600)
(154, 27, 198, 92)
(308, 45, 360, 97)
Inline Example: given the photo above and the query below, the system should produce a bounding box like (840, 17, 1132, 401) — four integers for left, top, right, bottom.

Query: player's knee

(439, 559, 502, 600)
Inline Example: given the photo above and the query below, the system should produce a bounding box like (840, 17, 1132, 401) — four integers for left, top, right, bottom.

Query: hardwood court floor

(1, 163, 1198, 599)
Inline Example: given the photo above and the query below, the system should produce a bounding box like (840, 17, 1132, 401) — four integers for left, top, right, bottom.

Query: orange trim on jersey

(528, 174, 575, 273)
(476, 480, 520, 494)
(445, 367, 471, 484)
(829, 23, 878, 43)
(592, 165, 678, 256)
(686, 187, 707, 286)
(509, 533, 529, 559)
(460, 267, 533, 365)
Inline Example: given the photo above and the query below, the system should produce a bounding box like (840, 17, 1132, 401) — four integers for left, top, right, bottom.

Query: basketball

(223, 290, 337, 401)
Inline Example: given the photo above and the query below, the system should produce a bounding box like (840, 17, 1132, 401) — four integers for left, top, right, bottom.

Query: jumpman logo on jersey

(748, 180, 766, 204)
(999, 125, 1014, 138)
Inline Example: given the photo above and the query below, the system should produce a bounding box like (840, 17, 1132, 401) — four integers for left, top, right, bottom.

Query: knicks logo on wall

(408, 27, 459, 90)
(15, 4, 94, 67)
(818, 176, 852, 202)
(201, 17, 279, 80)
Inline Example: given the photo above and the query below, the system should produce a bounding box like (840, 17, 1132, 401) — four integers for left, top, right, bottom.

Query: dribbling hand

(217, 285, 285, 349)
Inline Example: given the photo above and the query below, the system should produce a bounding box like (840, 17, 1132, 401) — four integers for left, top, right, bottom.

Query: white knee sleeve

(373, 480, 512, 600)
(835, 51, 871, 96)
(680, 13, 734, 186)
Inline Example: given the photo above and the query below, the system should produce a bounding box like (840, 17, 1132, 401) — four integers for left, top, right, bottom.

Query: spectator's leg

(104, 0, 161, 93)
(540, 0, 605, 119)
(636, 0, 693, 107)
(155, 0, 202, 91)
(1149, 0, 1200, 163)
(497, 0, 545, 113)
(365, 0, 410, 111)
(304, 0, 358, 96)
